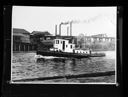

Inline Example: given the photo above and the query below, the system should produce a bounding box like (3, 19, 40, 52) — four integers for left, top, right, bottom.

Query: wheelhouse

(50, 38, 90, 54)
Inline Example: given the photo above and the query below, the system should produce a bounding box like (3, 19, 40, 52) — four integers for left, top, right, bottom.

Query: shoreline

(92, 49, 115, 52)
(13, 51, 36, 53)
(12, 50, 115, 53)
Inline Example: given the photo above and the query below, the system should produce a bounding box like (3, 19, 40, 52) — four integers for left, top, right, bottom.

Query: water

(11, 51, 116, 83)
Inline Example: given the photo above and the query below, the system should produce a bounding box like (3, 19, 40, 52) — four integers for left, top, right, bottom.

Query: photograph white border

(11, 6, 117, 85)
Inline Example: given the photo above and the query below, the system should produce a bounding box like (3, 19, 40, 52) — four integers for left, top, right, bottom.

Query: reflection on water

(12, 51, 116, 83)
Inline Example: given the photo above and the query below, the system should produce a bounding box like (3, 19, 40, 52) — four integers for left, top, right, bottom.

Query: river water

(11, 51, 116, 83)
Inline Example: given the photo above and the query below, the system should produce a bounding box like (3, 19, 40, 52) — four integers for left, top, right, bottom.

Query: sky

(12, 6, 117, 37)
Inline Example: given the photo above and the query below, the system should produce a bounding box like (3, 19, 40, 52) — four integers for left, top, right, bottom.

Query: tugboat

(36, 38, 105, 58)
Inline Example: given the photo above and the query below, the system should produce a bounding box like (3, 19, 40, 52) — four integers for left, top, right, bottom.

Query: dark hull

(36, 50, 105, 58)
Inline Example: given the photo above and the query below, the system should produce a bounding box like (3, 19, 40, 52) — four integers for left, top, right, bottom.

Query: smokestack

(55, 25, 57, 36)
(67, 26, 69, 36)
(70, 22, 72, 36)
(59, 23, 61, 36)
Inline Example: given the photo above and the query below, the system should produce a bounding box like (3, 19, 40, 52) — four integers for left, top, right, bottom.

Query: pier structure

(13, 28, 36, 52)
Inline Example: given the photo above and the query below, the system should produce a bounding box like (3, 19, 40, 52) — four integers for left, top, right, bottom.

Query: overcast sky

(12, 6, 117, 37)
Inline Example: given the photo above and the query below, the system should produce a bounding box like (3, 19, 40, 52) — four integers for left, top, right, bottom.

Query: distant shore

(13, 51, 36, 53)
(92, 49, 115, 52)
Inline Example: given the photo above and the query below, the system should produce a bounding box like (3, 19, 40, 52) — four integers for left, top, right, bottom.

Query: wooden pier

(13, 42, 36, 51)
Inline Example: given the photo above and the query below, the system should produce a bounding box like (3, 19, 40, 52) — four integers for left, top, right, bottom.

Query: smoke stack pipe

(67, 26, 69, 36)
(55, 25, 57, 36)
(70, 22, 72, 36)
(59, 23, 61, 36)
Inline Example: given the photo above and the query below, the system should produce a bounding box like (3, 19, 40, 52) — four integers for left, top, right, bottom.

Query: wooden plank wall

(13, 42, 36, 51)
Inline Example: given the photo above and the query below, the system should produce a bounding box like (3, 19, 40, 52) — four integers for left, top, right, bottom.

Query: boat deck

(36, 50, 105, 58)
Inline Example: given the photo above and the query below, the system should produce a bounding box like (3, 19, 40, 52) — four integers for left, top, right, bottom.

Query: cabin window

(70, 45, 72, 49)
(56, 40, 59, 44)
(46, 37, 50, 40)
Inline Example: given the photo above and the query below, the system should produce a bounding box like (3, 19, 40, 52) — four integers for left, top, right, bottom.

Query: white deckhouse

(50, 38, 90, 54)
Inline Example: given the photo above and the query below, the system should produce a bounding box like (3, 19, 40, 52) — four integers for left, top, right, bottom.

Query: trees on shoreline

(77, 33, 115, 51)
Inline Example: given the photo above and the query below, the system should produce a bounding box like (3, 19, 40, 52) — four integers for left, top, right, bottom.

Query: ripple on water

(12, 51, 116, 83)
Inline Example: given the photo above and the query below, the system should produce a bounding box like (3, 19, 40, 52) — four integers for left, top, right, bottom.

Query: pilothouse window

(56, 40, 59, 44)
(70, 45, 72, 49)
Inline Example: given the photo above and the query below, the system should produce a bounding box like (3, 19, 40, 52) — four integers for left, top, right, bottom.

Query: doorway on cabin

(62, 41, 65, 51)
